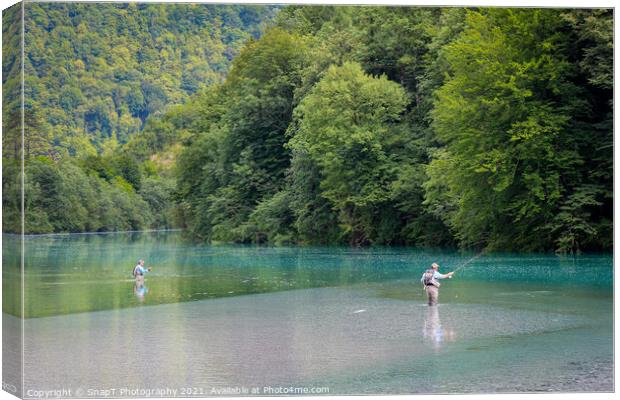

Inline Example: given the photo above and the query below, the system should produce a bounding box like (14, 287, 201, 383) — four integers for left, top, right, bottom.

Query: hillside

(2, 3, 277, 234)
(2, 5, 612, 253)
(3, 2, 277, 157)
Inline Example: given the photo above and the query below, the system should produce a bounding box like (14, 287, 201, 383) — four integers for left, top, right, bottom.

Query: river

(2, 231, 613, 395)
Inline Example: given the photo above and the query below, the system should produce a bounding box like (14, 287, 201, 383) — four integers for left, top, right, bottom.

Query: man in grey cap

(421, 262, 454, 306)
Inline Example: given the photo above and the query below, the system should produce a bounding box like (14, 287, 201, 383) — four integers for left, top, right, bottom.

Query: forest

(3, 3, 276, 233)
(2, 5, 613, 253)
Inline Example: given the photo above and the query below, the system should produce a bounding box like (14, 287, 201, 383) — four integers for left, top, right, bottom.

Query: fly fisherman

(421, 262, 454, 306)
(133, 259, 152, 282)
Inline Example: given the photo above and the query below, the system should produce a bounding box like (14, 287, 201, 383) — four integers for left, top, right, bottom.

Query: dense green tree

(286, 152, 341, 245)
(3, 5, 611, 252)
(288, 62, 408, 245)
(18, 2, 277, 155)
(426, 9, 612, 252)
(2, 156, 155, 234)
(175, 28, 309, 242)
(170, 6, 610, 252)
(2, 3, 275, 234)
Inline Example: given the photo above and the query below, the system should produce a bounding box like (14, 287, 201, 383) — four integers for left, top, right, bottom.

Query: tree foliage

(4, 5, 612, 253)
(173, 7, 611, 252)
(427, 9, 612, 252)
(6, 2, 276, 157)
(288, 62, 408, 244)
(2, 3, 274, 234)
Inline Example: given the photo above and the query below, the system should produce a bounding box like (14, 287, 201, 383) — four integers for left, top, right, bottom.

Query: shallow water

(2, 231, 613, 395)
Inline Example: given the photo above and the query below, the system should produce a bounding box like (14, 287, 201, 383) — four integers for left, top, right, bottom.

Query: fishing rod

(452, 250, 486, 274)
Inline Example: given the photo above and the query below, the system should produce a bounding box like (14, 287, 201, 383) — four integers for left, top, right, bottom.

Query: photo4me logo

(209, 386, 330, 395)
(262, 386, 330, 395)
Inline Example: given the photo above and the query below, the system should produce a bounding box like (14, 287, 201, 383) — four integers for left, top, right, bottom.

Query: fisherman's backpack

(132, 265, 140, 277)
(423, 269, 439, 287)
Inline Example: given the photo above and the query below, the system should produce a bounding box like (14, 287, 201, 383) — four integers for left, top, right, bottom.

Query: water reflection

(21, 287, 611, 393)
(134, 278, 149, 302)
(423, 306, 456, 349)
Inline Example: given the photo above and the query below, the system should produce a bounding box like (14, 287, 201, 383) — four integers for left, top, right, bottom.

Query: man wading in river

(133, 259, 152, 282)
(421, 263, 454, 306)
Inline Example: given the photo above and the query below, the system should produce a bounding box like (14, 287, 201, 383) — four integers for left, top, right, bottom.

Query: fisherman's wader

(425, 285, 439, 306)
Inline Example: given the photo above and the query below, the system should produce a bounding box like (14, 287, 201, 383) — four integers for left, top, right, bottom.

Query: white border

(0, 2, 616, 400)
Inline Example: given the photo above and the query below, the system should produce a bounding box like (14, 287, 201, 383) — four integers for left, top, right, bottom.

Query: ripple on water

(19, 285, 610, 393)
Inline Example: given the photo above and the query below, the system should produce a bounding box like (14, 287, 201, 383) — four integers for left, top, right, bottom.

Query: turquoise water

(2, 231, 613, 395)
